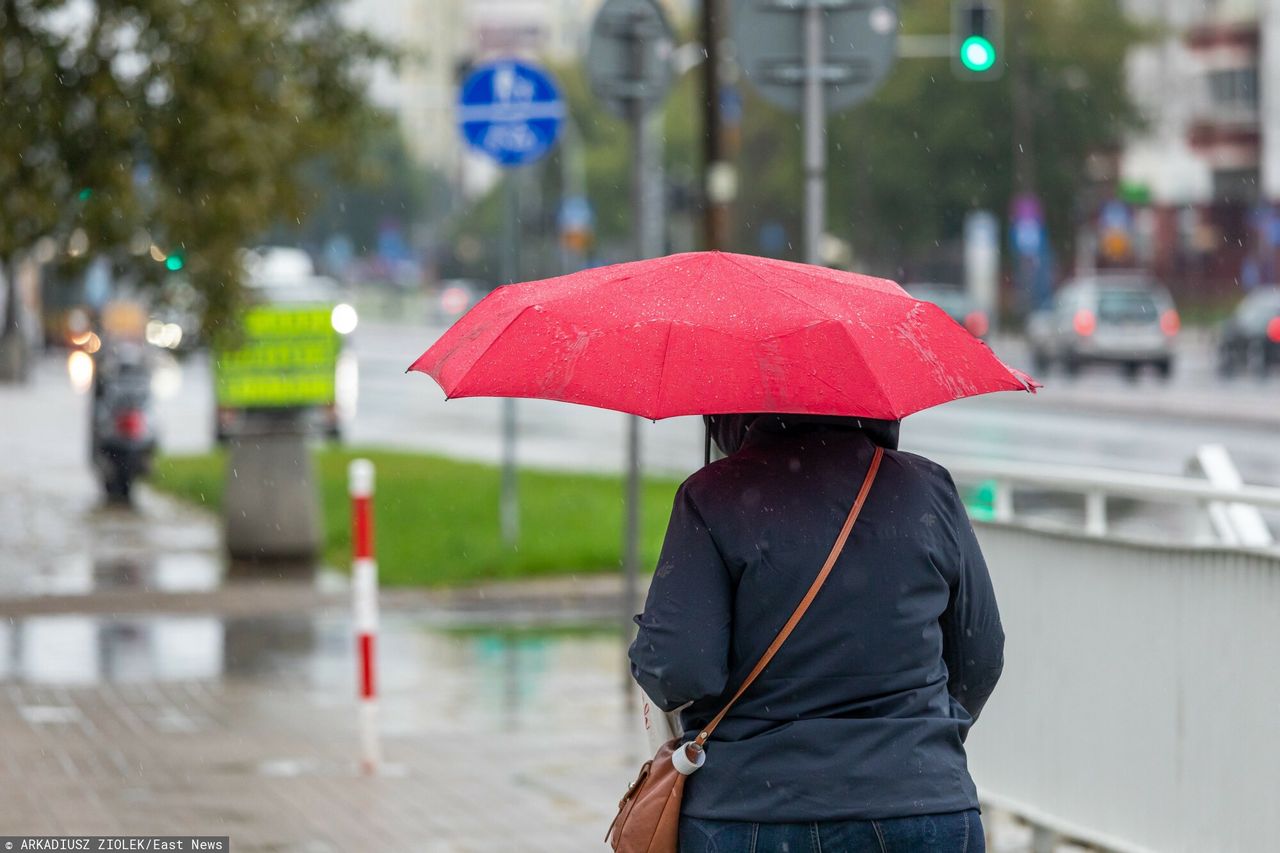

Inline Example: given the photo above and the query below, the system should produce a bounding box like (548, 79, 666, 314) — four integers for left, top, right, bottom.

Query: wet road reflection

(0, 608, 637, 847)
(0, 610, 626, 741)
(0, 615, 224, 684)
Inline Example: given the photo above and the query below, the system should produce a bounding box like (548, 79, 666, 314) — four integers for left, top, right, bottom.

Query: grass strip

(152, 447, 684, 587)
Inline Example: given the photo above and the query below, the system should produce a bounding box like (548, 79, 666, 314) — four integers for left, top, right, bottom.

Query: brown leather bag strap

(692, 446, 883, 748)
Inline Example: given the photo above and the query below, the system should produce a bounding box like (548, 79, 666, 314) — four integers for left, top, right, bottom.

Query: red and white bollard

(349, 458, 381, 775)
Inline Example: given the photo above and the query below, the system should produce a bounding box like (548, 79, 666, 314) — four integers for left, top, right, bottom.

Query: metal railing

(942, 451, 1280, 544)
(966, 523, 1280, 853)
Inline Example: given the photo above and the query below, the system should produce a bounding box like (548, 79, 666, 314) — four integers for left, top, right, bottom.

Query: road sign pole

(456, 59, 566, 549)
(500, 175, 520, 548)
(803, 1, 826, 265)
(623, 10, 658, 649)
(733, 0, 897, 263)
(585, 0, 675, 690)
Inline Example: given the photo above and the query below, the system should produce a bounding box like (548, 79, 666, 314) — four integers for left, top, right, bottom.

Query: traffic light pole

(802, 1, 825, 266)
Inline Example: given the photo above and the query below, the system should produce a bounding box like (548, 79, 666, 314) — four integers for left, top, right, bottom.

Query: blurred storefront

(1112, 0, 1280, 306)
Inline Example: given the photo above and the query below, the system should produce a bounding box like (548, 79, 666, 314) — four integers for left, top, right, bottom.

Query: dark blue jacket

(629, 415, 1004, 822)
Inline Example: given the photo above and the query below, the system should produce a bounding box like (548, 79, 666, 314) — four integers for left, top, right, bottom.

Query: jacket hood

(703, 413, 900, 457)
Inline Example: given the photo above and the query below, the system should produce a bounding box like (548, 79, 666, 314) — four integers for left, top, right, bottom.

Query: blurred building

(1116, 0, 1280, 298)
(344, 0, 617, 197)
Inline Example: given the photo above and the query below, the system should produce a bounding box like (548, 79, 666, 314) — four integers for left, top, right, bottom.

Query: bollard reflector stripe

(353, 495, 374, 559)
(359, 633, 376, 699)
(353, 559, 379, 631)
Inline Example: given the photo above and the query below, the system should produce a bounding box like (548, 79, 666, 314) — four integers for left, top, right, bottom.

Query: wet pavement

(0, 611, 641, 851)
(0, 353, 642, 849)
(0, 357, 222, 601)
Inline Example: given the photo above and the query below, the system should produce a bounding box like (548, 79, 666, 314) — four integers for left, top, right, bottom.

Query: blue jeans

(678, 809, 983, 853)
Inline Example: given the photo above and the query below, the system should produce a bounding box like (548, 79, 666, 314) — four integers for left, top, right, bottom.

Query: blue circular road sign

(457, 60, 565, 168)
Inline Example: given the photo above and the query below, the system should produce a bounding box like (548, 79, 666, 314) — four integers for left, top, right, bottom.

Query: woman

(630, 413, 1004, 853)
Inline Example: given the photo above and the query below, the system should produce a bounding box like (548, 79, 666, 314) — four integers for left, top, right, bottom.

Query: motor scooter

(90, 341, 157, 502)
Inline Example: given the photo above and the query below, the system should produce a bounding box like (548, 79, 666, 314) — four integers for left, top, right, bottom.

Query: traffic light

(165, 253, 184, 272)
(953, 1, 1003, 79)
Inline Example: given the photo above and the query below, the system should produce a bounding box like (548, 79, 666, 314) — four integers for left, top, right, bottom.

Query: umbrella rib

(747, 254, 922, 310)
(719, 252, 834, 316)
(651, 257, 714, 417)
(833, 320, 899, 417)
(444, 303, 540, 397)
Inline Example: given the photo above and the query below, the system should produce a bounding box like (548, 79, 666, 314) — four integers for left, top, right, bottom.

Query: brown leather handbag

(607, 447, 883, 853)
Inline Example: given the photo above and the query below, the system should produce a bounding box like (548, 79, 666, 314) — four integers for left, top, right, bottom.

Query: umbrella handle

(671, 741, 706, 776)
(704, 419, 711, 467)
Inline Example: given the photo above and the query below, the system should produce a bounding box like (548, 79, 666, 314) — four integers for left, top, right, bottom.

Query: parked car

(1217, 285, 1280, 377)
(436, 278, 487, 322)
(1028, 273, 1180, 379)
(903, 282, 989, 339)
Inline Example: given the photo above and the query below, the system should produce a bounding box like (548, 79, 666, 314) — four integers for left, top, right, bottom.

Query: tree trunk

(0, 254, 30, 384)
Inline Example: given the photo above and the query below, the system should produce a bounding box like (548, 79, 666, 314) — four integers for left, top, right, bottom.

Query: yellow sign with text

(214, 305, 338, 408)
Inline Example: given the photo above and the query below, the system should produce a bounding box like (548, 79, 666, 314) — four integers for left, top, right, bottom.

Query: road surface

(151, 315, 1280, 487)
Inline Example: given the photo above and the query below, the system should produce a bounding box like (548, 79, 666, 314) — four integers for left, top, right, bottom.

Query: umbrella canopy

(409, 251, 1036, 420)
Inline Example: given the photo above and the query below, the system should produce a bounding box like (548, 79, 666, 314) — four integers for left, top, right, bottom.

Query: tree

(729, 0, 1141, 276)
(0, 0, 389, 379)
(831, 0, 1142, 273)
(279, 120, 445, 258)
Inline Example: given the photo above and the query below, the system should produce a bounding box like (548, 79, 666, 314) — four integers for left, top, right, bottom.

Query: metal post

(701, 0, 730, 250)
(622, 12, 655, 647)
(993, 479, 1014, 523)
(1084, 491, 1107, 537)
(1010, 0, 1038, 317)
(802, 0, 825, 265)
(500, 177, 520, 546)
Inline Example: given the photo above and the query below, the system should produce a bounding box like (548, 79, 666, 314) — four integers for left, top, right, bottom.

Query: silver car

(1028, 274, 1179, 379)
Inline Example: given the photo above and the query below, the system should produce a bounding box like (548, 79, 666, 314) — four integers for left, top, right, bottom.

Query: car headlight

(331, 303, 358, 335)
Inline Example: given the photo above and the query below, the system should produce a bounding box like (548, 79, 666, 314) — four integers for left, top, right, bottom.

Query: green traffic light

(165, 255, 184, 271)
(78, 188, 93, 201)
(960, 36, 996, 72)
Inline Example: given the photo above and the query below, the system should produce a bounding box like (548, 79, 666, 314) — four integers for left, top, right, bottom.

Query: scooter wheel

(105, 472, 133, 503)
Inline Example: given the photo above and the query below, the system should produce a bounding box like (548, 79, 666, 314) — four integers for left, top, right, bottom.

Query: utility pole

(801, 1, 826, 265)
(733, 0, 897, 264)
(702, 0, 731, 250)
(1010, 0, 1034, 196)
(586, 0, 675, 685)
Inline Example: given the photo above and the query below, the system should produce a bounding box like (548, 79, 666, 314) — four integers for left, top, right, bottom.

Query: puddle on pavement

(0, 611, 628, 736)
(2, 481, 227, 598)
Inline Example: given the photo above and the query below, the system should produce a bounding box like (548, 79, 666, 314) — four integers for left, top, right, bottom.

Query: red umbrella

(409, 252, 1036, 420)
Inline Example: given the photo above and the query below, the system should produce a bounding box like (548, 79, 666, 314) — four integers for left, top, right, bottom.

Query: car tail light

(1160, 309, 1181, 336)
(963, 311, 989, 338)
(1073, 309, 1097, 337)
(116, 409, 146, 440)
(441, 286, 469, 316)
(1267, 316, 1280, 344)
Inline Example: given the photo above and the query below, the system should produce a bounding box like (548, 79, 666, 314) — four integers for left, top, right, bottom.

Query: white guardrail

(943, 448, 1280, 547)
(965, 523, 1280, 853)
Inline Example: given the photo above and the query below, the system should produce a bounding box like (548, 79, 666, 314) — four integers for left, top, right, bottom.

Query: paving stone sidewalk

(0, 611, 642, 852)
